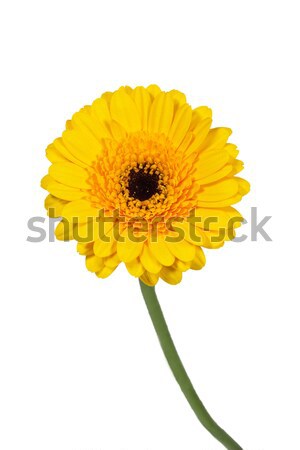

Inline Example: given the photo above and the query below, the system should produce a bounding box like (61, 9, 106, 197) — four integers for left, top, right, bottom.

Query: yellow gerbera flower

(41, 85, 249, 449)
(41, 85, 249, 286)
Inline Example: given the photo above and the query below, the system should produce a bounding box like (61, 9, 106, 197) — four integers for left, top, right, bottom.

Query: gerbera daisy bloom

(41, 85, 249, 285)
(41, 85, 249, 449)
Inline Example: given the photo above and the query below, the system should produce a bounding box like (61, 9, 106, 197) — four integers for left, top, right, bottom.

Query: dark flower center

(128, 167, 160, 201)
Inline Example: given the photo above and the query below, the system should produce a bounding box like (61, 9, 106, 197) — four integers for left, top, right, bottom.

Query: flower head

(41, 85, 249, 285)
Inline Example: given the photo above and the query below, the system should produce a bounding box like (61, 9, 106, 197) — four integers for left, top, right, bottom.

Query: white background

(0, 1, 299, 449)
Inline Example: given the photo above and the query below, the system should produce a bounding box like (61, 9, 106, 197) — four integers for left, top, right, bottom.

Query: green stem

(139, 280, 243, 450)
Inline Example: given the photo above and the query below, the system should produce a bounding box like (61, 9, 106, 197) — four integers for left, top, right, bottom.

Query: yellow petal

(49, 162, 89, 189)
(126, 258, 144, 277)
(236, 177, 250, 195)
(110, 87, 141, 133)
(55, 220, 74, 241)
(76, 219, 101, 243)
(109, 120, 127, 141)
(72, 106, 111, 141)
(194, 206, 243, 231)
(148, 237, 175, 266)
(148, 92, 174, 135)
(49, 138, 88, 168)
(46, 180, 84, 201)
(199, 179, 239, 202)
(62, 128, 101, 165)
(169, 89, 187, 107)
(123, 86, 134, 96)
(96, 265, 116, 278)
(133, 87, 151, 131)
(146, 84, 161, 98)
(104, 252, 120, 269)
(41, 175, 52, 190)
(45, 194, 67, 217)
(191, 106, 212, 124)
(184, 118, 212, 156)
(193, 148, 229, 180)
(200, 127, 232, 152)
(190, 247, 206, 270)
(46, 143, 67, 163)
(94, 239, 116, 258)
(86, 255, 104, 272)
(91, 97, 111, 134)
(165, 239, 196, 262)
(101, 90, 113, 102)
(188, 226, 225, 249)
(98, 220, 115, 240)
(140, 244, 162, 274)
(168, 104, 192, 148)
(62, 200, 99, 223)
(94, 227, 116, 257)
(171, 221, 200, 246)
(231, 160, 244, 175)
(140, 271, 159, 286)
(173, 259, 191, 272)
(226, 143, 239, 159)
(160, 267, 182, 285)
(77, 242, 94, 256)
(117, 234, 144, 263)
(197, 194, 243, 208)
(197, 164, 233, 184)
(177, 132, 194, 154)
